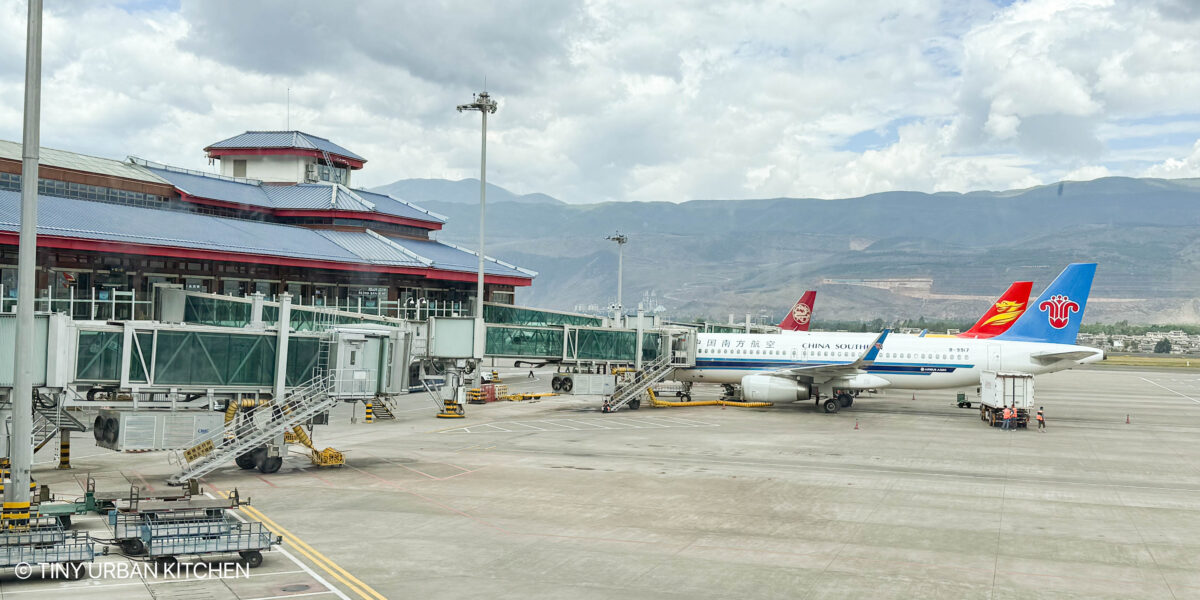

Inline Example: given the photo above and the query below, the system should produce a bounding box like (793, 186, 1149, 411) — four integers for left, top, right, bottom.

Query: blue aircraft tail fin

(994, 263, 1096, 344)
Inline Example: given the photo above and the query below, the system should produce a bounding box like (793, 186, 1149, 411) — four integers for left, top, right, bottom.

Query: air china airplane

(675, 264, 1102, 413)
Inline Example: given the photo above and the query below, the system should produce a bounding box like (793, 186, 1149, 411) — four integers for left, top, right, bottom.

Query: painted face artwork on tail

(1039, 294, 1080, 329)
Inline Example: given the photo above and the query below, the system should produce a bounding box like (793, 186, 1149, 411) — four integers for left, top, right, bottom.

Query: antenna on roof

(286, 86, 291, 130)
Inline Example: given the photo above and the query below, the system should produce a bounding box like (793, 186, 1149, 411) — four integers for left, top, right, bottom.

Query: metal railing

(0, 285, 151, 320)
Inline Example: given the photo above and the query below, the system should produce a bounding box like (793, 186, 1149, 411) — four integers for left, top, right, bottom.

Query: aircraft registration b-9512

(674, 264, 1103, 413)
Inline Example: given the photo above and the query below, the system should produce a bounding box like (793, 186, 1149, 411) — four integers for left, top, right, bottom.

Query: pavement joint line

(208, 489, 378, 600)
(1138, 377, 1200, 405)
(495, 447, 1200, 493)
(240, 592, 340, 600)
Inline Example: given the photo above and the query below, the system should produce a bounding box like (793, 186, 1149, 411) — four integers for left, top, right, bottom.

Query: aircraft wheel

(257, 455, 283, 474)
(838, 393, 854, 408)
(823, 398, 840, 414)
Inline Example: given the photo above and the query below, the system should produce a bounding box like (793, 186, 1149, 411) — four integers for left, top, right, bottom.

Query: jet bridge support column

(267, 293, 292, 460)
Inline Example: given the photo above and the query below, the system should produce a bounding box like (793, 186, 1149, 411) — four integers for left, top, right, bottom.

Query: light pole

(606, 232, 627, 324)
(456, 91, 497, 320)
(5, 0, 41, 528)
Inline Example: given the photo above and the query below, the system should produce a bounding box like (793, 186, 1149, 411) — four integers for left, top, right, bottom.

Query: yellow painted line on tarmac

(214, 489, 386, 600)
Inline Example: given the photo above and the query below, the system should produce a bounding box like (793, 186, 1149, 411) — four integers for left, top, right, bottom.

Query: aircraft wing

(765, 330, 890, 380)
(1030, 349, 1098, 363)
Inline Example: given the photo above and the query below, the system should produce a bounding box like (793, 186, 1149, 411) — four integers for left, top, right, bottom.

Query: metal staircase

(371, 398, 397, 420)
(1, 394, 90, 454)
(605, 355, 677, 412)
(168, 374, 335, 484)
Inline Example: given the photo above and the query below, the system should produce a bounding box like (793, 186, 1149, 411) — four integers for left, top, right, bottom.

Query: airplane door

(986, 344, 1002, 371)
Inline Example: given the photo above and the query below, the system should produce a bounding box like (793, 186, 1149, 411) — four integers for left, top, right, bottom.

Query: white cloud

(0, 0, 1196, 203)
(1143, 140, 1200, 178)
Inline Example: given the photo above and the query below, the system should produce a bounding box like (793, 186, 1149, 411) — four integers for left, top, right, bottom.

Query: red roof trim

(0, 233, 532, 286)
(274, 209, 442, 230)
(178, 192, 272, 214)
(175, 194, 442, 230)
(204, 148, 365, 169)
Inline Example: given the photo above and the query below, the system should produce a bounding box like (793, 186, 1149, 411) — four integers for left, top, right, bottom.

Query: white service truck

(978, 370, 1034, 428)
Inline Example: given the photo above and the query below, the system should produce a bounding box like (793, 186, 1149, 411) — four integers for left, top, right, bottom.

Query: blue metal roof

(391, 237, 536, 278)
(141, 165, 272, 208)
(345, 188, 446, 223)
(206, 131, 365, 162)
(139, 163, 443, 224)
(0, 190, 354, 261)
(313, 230, 428, 267)
(0, 191, 533, 280)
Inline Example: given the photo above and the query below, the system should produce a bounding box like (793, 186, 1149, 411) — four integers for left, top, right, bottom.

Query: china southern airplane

(675, 264, 1102, 413)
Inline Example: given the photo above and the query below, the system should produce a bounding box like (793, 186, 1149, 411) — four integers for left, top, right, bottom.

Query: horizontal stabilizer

(1031, 350, 1099, 363)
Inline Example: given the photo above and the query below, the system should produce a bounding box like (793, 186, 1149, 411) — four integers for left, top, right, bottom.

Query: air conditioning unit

(93, 410, 225, 452)
(304, 162, 318, 183)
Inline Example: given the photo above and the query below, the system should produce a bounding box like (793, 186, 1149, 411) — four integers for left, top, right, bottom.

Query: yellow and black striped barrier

(58, 431, 71, 470)
(1, 500, 30, 529)
(364, 402, 374, 424)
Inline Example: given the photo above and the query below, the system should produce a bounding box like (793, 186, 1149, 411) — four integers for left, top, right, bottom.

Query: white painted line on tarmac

(241, 591, 339, 600)
(212, 492, 352, 600)
(506, 422, 546, 431)
(1139, 377, 1200, 405)
(565, 419, 613, 429)
(535, 420, 579, 430)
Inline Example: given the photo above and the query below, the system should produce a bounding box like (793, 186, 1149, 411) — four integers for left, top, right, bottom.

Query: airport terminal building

(0, 131, 534, 318)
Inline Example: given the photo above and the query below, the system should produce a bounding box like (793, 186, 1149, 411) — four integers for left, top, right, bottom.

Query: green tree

(1154, 338, 1172, 354)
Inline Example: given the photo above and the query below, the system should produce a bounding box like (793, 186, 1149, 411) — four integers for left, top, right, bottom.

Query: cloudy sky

(1, 0, 1199, 203)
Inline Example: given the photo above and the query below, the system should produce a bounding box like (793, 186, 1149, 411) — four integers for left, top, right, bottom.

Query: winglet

(857, 329, 890, 364)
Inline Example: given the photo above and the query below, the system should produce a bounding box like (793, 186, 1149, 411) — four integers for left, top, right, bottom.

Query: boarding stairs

(168, 373, 336, 484)
(605, 355, 677, 412)
(371, 398, 397, 421)
(0, 393, 89, 454)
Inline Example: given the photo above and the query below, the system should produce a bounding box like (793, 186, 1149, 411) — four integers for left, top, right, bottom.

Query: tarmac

(3, 364, 1199, 599)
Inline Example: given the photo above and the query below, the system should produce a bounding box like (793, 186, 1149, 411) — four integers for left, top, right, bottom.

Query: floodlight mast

(456, 92, 497, 321)
(5, 0, 41, 527)
(606, 232, 628, 324)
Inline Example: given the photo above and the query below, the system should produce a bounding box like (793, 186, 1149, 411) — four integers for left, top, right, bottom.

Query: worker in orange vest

(1036, 407, 1045, 433)
(1001, 406, 1012, 430)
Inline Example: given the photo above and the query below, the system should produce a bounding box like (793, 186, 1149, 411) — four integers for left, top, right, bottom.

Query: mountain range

(374, 177, 1200, 325)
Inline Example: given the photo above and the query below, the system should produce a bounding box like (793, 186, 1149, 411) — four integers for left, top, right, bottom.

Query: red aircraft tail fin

(957, 281, 1033, 339)
(779, 290, 816, 331)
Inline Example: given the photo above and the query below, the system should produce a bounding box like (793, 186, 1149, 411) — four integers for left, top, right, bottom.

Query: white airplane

(675, 263, 1102, 413)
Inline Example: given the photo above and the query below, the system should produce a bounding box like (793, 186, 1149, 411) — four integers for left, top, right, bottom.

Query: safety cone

(911, 393, 915, 402)
(854, 419, 860, 430)
(1126, 414, 1130, 424)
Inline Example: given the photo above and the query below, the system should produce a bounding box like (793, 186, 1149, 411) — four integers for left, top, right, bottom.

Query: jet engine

(740, 375, 810, 403)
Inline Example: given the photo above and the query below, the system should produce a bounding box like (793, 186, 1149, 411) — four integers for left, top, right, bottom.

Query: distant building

(821, 277, 934, 295)
(0, 131, 534, 317)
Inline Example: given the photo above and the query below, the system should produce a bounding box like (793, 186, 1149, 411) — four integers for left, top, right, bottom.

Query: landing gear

(837, 393, 854, 408)
(257, 454, 282, 474)
(822, 398, 840, 414)
(236, 449, 261, 470)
